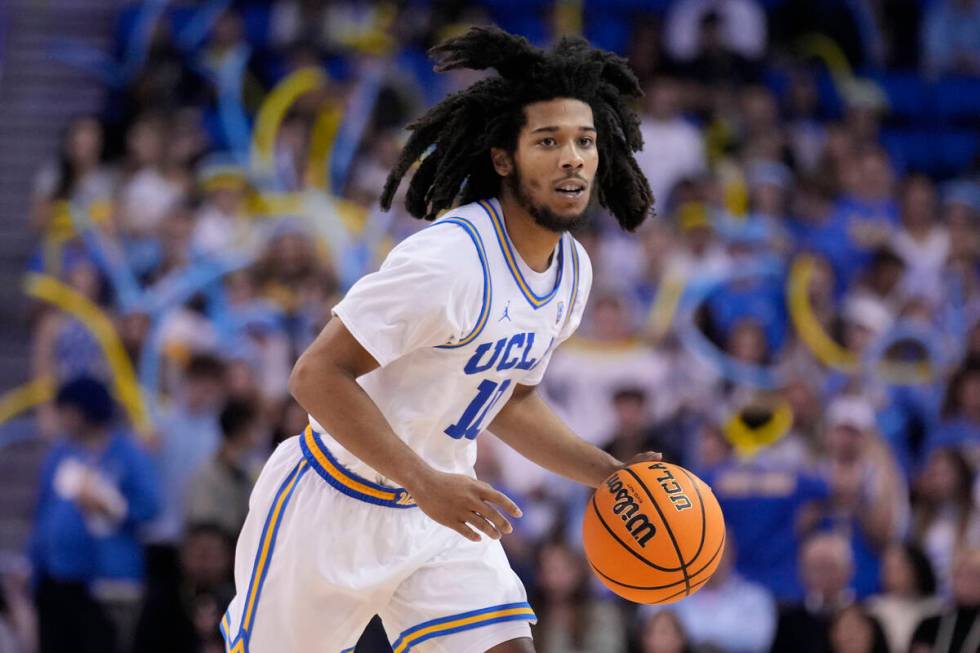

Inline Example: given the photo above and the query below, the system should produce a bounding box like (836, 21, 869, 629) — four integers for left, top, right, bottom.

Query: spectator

(692, 419, 735, 473)
(664, 0, 767, 64)
(133, 523, 235, 653)
(30, 115, 115, 235)
(626, 15, 668, 87)
(185, 400, 263, 539)
(116, 113, 185, 241)
(828, 604, 889, 653)
(745, 160, 792, 228)
(31, 259, 109, 392)
(892, 176, 949, 299)
(253, 219, 333, 348)
(922, 0, 980, 76)
(827, 147, 899, 291)
(543, 291, 670, 447)
(683, 9, 763, 86)
(30, 376, 160, 653)
(662, 201, 731, 282)
(701, 450, 829, 601)
(819, 396, 909, 597)
(929, 360, 980, 464)
(639, 609, 694, 653)
(911, 447, 980, 593)
(603, 388, 683, 466)
(942, 183, 980, 303)
(770, 532, 856, 653)
(634, 75, 706, 207)
(784, 69, 827, 175)
(840, 79, 888, 149)
(529, 539, 626, 653)
(740, 87, 790, 164)
(146, 200, 196, 283)
(661, 537, 777, 652)
(191, 158, 256, 257)
(866, 543, 942, 653)
(144, 355, 227, 569)
(910, 547, 980, 653)
(268, 0, 329, 50)
(851, 248, 907, 316)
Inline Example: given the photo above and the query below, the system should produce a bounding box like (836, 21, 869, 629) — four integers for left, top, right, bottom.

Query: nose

(560, 142, 584, 172)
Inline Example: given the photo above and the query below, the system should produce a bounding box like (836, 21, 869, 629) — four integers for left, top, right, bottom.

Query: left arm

(489, 384, 659, 488)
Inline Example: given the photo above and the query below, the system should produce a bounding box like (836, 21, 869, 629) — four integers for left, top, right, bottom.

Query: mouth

(554, 179, 587, 200)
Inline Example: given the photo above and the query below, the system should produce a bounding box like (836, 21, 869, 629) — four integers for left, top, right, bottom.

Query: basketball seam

(674, 466, 709, 568)
(623, 467, 691, 595)
(661, 576, 710, 603)
(588, 533, 726, 591)
(590, 495, 690, 573)
(588, 560, 712, 602)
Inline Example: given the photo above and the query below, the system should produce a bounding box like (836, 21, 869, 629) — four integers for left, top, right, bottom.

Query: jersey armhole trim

(432, 217, 492, 349)
(565, 237, 581, 330)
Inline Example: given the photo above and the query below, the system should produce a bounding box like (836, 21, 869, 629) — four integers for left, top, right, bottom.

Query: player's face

(506, 98, 598, 233)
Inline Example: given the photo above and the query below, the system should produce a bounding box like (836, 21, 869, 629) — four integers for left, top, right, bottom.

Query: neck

(498, 191, 562, 273)
(75, 161, 97, 176)
(907, 222, 930, 237)
(79, 427, 111, 450)
(219, 443, 244, 467)
(962, 406, 980, 422)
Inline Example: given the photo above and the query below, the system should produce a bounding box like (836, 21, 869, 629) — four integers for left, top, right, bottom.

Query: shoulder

(386, 217, 484, 268)
(112, 433, 154, 463)
(41, 442, 71, 469)
(371, 219, 487, 300)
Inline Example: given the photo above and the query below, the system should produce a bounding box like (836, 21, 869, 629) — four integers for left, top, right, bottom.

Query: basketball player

(221, 27, 656, 653)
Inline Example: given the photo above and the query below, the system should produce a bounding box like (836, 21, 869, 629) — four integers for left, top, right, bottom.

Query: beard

(505, 164, 591, 233)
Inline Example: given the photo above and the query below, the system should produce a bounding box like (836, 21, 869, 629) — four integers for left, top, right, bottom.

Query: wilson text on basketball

(605, 475, 657, 547)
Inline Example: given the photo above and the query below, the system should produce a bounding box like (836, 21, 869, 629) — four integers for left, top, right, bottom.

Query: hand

(590, 451, 663, 486)
(75, 472, 110, 516)
(407, 469, 522, 543)
(619, 451, 664, 470)
(829, 461, 863, 511)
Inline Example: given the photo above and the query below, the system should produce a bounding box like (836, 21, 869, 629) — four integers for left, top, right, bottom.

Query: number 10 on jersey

(444, 379, 512, 440)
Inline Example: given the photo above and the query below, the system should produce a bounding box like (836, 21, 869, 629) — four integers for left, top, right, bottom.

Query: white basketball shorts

(220, 428, 536, 653)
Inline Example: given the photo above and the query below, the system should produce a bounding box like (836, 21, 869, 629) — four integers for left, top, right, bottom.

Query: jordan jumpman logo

(499, 300, 512, 322)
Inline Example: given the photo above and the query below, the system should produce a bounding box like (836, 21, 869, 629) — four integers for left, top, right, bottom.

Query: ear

(490, 147, 513, 177)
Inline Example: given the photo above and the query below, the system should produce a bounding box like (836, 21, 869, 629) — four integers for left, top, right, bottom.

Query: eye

(579, 137, 595, 147)
(539, 137, 557, 147)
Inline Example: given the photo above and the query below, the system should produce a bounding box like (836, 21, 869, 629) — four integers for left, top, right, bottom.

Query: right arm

(288, 317, 521, 541)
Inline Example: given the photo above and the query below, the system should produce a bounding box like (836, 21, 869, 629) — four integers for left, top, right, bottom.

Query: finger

(477, 484, 523, 518)
(452, 521, 482, 542)
(633, 451, 663, 463)
(478, 503, 513, 535)
(467, 512, 502, 540)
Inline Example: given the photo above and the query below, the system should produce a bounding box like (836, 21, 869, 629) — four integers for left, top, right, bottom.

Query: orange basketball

(582, 461, 726, 604)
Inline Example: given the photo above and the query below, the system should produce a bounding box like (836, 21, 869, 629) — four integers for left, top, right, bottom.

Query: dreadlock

(380, 26, 654, 231)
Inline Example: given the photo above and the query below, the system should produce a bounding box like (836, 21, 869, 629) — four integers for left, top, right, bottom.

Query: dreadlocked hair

(380, 26, 654, 231)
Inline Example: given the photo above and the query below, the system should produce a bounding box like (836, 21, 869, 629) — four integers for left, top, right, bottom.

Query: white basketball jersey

(309, 197, 593, 485)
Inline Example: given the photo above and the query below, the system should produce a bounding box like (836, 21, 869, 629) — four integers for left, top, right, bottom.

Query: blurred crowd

(1, 0, 979, 652)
